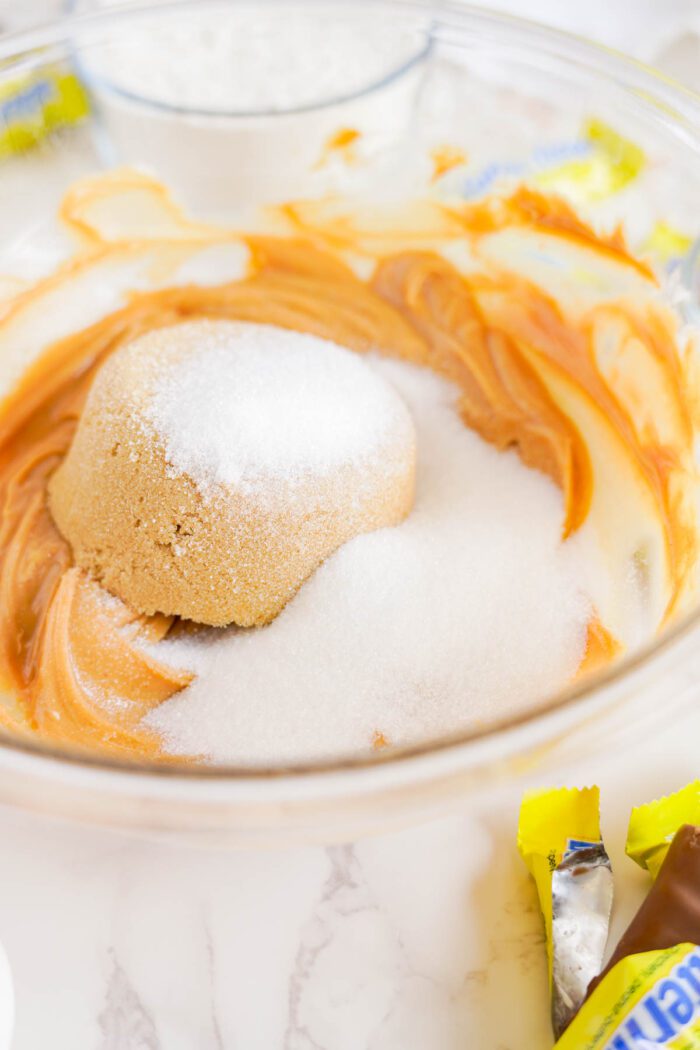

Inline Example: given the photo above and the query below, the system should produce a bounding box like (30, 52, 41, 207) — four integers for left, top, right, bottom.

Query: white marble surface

(0, 705, 697, 1050)
(0, 3, 697, 1049)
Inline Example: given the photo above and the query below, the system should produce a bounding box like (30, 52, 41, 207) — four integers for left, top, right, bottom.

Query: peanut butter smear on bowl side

(0, 170, 695, 762)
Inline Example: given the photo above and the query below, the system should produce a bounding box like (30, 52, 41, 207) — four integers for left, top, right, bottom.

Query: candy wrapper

(556, 942, 700, 1048)
(557, 785, 700, 1048)
(627, 781, 700, 879)
(0, 63, 88, 159)
(518, 786, 613, 1038)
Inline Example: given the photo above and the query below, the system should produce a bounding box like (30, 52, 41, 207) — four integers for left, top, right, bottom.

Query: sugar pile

(144, 322, 415, 499)
(144, 358, 602, 765)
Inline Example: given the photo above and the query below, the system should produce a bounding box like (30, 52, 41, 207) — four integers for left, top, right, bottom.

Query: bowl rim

(0, 0, 699, 786)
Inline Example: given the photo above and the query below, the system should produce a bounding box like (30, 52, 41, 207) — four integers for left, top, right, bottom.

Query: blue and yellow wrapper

(0, 63, 88, 158)
(556, 944, 700, 1049)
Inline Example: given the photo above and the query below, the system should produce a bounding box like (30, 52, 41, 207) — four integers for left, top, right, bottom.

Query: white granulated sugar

(145, 358, 602, 765)
(91, 10, 423, 113)
(144, 322, 413, 497)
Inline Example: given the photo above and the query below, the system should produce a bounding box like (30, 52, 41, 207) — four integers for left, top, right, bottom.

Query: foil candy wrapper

(518, 786, 613, 1040)
(551, 841, 614, 1037)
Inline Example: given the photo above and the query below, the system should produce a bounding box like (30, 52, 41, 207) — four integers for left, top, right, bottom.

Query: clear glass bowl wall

(0, 0, 697, 844)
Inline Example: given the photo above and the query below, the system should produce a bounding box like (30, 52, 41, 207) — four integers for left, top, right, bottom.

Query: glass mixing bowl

(0, 0, 698, 845)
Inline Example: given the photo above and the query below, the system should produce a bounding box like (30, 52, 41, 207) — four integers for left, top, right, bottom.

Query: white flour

(89, 9, 424, 114)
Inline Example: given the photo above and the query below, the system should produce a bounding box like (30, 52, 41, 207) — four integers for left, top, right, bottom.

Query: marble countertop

(1, 706, 698, 1050)
(0, 3, 698, 1049)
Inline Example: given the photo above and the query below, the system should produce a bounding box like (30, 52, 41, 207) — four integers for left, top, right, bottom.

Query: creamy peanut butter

(0, 171, 694, 761)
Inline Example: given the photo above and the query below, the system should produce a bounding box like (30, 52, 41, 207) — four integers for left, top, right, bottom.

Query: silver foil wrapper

(551, 843, 614, 1038)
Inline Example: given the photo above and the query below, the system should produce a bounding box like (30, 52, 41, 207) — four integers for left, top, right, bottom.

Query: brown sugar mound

(48, 320, 416, 627)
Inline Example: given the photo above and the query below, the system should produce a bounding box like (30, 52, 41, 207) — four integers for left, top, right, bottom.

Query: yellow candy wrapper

(518, 786, 613, 1037)
(627, 782, 700, 880)
(643, 222, 694, 267)
(556, 944, 700, 1049)
(534, 118, 646, 204)
(0, 63, 89, 159)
